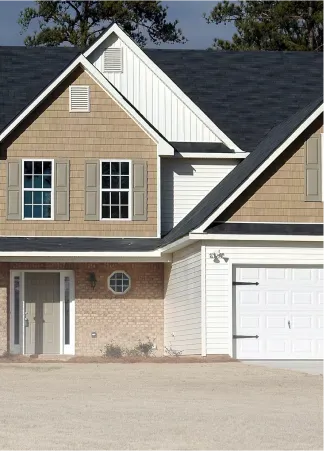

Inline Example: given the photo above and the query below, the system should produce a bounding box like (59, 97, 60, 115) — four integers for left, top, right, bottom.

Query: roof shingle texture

(0, 46, 80, 133)
(145, 49, 323, 152)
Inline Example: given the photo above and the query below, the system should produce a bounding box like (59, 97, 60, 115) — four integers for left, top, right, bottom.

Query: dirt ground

(0, 362, 322, 450)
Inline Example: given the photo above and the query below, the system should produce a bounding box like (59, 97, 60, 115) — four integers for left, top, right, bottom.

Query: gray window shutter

(54, 160, 70, 220)
(85, 161, 99, 220)
(132, 161, 147, 221)
(7, 160, 21, 220)
(305, 134, 322, 201)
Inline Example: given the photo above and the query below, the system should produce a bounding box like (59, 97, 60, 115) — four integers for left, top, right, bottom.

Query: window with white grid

(101, 161, 130, 220)
(108, 271, 131, 294)
(23, 160, 53, 219)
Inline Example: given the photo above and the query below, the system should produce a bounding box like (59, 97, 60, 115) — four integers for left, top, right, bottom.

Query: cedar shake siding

(221, 119, 323, 223)
(0, 67, 157, 237)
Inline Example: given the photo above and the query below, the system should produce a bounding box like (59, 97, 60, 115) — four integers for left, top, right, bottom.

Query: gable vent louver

(103, 48, 123, 73)
(69, 85, 90, 112)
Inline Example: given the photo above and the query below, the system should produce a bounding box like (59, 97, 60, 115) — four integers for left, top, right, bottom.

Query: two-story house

(0, 24, 322, 360)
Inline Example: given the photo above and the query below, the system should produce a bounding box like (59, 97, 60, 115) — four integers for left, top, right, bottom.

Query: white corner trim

(83, 23, 243, 153)
(201, 244, 207, 357)
(194, 103, 324, 233)
(0, 54, 174, 157)
(164, 152, 249, 159)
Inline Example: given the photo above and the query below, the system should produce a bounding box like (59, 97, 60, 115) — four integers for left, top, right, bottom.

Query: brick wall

(223, 119, 323, 223)
(0, 67, 157, 237)
(7, 262, 164, 356)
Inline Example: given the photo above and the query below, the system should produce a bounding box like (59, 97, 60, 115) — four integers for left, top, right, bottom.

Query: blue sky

(0, 1, 235, 48)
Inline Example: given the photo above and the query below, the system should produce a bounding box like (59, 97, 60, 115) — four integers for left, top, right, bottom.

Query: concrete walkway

(242, 360, 323, 375)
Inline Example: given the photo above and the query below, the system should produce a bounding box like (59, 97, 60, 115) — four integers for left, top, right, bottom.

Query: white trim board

(83, 23, 243, 153)
(0, 55, 174, 157)
(194, 104, 324, 233)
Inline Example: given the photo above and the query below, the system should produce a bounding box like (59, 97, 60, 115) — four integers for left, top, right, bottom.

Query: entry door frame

(9, 270, 75, 355)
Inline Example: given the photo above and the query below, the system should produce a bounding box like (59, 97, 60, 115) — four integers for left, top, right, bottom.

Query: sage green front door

(24, 273, 60, 354)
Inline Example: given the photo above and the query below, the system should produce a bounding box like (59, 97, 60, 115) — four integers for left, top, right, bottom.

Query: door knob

(288, 320, 291, 329)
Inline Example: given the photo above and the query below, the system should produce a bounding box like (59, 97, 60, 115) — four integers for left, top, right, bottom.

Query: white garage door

(234, 266, 323, 360)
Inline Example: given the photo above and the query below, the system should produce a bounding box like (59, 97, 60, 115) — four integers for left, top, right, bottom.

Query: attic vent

(69, 85, 90, 112)
(103, 48, 123, 73)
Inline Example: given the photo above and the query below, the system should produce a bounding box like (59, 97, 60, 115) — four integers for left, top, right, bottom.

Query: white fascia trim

(0, 54, 174, 157)
(194, 103, 324, 233)
(83, 23, 243, 153)
(189, 233, 323, 242)
(163, 152, 249, 159)
(0, 250, 170, 259)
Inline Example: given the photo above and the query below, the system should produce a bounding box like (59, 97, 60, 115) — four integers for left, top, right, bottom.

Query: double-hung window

(23, 160, 53, 219)
(101, 161, 131, 219)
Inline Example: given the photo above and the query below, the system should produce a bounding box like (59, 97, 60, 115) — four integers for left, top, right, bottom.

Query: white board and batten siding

(161, 159, 238, 234)
(88, 34, 221, 142)
(164, 243, 202, 355)
(204, 241, 323, 357)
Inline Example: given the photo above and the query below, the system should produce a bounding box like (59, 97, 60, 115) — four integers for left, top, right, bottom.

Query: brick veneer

(0, 67, 157, 237)
(5, 262, 164, 356)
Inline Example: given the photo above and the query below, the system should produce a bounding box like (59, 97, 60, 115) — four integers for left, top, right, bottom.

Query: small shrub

(102, 342, 124, 358)
(135, 338, 155, 357)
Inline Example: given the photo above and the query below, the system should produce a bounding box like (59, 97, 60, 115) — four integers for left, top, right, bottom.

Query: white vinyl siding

(88, 34, 220, 142)
(161, 159, 238, 234)
(164, 243, 202, 355)
(204, 241, 323, 356)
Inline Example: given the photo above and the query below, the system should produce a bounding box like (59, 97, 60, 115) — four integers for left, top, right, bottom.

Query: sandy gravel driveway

(0, 362, 322, 450)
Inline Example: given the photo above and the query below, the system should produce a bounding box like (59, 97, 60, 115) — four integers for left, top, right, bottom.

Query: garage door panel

(265, 291, 288, 306)
(265, 267, 288, 280)
(235, 265, 323, 360)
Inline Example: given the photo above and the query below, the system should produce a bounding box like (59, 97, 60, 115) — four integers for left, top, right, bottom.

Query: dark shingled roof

(0, 46, 80, 133)
(0, 237, 161, 252)
(145, 49, 323, 152)
(171, 142, 232, 153)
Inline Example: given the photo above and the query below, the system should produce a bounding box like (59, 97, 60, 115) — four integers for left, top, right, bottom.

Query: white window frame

(108, 271, 131, 295)
(69, 85, 90, 113)
(22, 158, 54, 220)
(100, 159, 132, 221)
